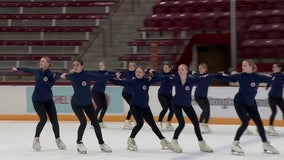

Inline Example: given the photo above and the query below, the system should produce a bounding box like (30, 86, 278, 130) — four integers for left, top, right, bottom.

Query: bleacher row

(0, 0, 283, 81)
(119, 0, 284, 73)
(0, 0, 118, 78)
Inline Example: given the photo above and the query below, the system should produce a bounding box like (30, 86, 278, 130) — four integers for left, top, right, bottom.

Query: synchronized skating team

(12, 56, 284, 155)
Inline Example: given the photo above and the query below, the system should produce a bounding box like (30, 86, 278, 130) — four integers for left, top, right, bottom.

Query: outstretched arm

(11, 67, 38, 75)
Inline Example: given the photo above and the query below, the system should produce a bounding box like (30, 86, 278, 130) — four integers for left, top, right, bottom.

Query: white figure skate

(33, 137, 41, 151)
(100, 143, 112, 152)
(160, 138, 171, 149)
(166, 122, 174, 131)
(266, 126, 279, 136)
(127, 137, 138, 151)
(77, 142, 87, 154)
(56, 138, 66, 150)
(170, 139, 182, 153)
(263, 141, 279, 154)
(123, 120, 133, 130)
(231, 141, 244, 155)
(199, 140, 213, 152)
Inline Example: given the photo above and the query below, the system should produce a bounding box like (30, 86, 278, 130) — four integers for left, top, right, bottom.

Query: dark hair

(73, 59, 84, 66)
(275, 63, 282, 68)
(275, 63, 283, 71)
(135, 66, 145, 73)
(163, 63, 172, 69)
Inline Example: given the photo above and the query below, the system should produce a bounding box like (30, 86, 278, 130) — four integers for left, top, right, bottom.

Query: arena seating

(121, 0, 284, 73)
(0, 0, 118, 80)
(0, 0, 117, 13)
(0, 26, 94, 32)
(0, 54, 75, 61)
(118, 53, 179, 61)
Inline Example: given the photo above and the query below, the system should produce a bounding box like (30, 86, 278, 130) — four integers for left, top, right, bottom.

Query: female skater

(192, 63, 215, 134)
(12, 56, 66, 151)
(169, 64, 215, 153)
(110, 67, 171, 151)
(90, 61, 115, 128)
(156, 64, 174, 131)
(60, 59, 112, 154)
(120, 62, 136, 129)
(265, 63, 284, 135)
(219, 59, 279, 155)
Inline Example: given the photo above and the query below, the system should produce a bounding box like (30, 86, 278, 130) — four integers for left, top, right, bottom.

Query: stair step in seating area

(0, 0, 119, 81)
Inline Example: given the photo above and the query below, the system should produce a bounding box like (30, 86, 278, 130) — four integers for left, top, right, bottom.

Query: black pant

(130, 105, 164, 139)
(268, 97, 284, 125)
(122, 92, 132, 120)
(158, 94, 174, 122)
(33, 100, 60, 138)
(173, 104, 203, 141)
(92, 91, 108, 122)
(71, 104, 104, 144)
(234, 101, 267, 142)
(195, 96, 210, 123)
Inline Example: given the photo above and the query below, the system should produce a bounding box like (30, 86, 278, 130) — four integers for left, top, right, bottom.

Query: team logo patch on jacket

(250, 82, 256, 87)
(43, 76, 48, 82)
(185, 86, 190, 91)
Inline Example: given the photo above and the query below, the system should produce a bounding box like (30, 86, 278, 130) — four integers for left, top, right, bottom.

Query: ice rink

(1, 121, 284, 160)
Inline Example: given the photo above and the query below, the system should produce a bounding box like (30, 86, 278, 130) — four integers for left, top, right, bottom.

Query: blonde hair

(243, 59, 257, 71)
(199, 63, 208, 72)
(42, 56, 51, 67)
(179, 64, 188, 70)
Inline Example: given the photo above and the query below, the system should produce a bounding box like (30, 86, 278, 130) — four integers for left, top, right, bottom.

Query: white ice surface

(1, 121, 284, 160)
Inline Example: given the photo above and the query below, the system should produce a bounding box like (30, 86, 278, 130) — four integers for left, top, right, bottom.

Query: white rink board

(0, 85, 283, 120)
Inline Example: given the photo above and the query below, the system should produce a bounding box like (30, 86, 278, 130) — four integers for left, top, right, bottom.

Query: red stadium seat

(247, 24, 265, 39)
(266, 9, 284, 24)
(168, 1, 183, 13)
(160, 14, 174, 28)
(264, 23, 284, 39)
(144, 14, 162, 27)
(247, 10, 267, 25)
(258, 39, 279, 58)
(276, 39, 284, 58)
(172, 13, 190, 28)
(216, 12, 230, 29)
(153, 1, 169, 14)
(240, 39, 260, 58)
(188, 13, 204, 30)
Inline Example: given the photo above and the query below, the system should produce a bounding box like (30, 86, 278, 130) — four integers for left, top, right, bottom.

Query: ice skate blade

(101, 148, 112, 153)
(123, 126, 132, 130)
(201, 149, 213, 153)
(201, 131, 210, 134)
(58, 146, 66, 150)
(171, 149, 182, 153)
(127, 147, 138, 151)
(77, 149, 87, 154)
(231, 150, 244, 155)
(264, 149, 279, 154)
(268, 133, 279, 136)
